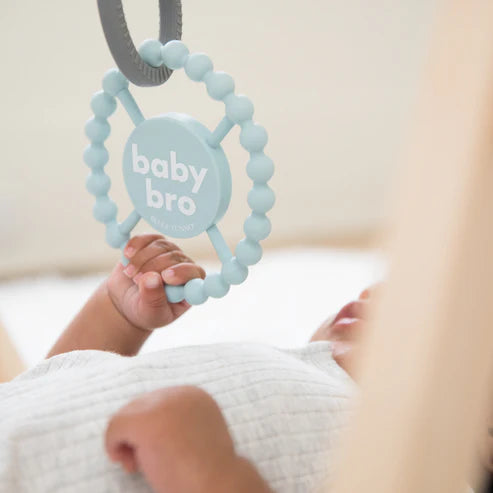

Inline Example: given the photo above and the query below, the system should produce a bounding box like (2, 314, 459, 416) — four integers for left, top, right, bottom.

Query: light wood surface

(331, 1, 493, 492)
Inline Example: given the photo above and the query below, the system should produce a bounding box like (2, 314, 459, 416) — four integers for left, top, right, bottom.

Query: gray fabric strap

(97, 0, 182, 87)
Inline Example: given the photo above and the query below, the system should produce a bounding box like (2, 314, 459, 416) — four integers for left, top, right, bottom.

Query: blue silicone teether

(84, 40, 275, 305)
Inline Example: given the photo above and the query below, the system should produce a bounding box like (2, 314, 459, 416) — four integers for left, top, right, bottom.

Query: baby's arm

(47, 234, 204, 358)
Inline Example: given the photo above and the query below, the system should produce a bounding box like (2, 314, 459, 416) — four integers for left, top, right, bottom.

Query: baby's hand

(106, 234, 205, 331)
(106, 386, 272, 493)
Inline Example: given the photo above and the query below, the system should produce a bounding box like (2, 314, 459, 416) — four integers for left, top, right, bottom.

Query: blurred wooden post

(0, 320, 25, 382)
(331, 1, 493, 492)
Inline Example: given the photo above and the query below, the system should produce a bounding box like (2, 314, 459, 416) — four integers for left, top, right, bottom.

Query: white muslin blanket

(0, 342, 355, 492)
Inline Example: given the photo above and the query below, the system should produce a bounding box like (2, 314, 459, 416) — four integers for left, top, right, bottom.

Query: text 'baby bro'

(131, 143, 208, 216)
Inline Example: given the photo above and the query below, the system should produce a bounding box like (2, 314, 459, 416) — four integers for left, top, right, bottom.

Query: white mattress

(0, 248, 384, 368)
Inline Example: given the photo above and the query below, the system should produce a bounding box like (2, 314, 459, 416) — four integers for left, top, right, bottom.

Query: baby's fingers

(124, 234, 166, 259)
(162, 263, 206, 286)
(124, 239, 179, 278)
(138, 272, 168, 309)
(105, 415, 139, 473)
(107, 440, 138, 473)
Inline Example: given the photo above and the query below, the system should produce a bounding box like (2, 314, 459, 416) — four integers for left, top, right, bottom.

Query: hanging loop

(97, 0, 182, 87)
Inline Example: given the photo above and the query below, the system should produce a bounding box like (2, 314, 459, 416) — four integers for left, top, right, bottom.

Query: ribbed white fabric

(0, 342, 355, 492)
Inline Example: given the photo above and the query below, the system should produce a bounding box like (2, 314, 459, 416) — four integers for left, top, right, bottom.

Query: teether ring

(84, 40, 275, 305)
(97, 0, 182, 86)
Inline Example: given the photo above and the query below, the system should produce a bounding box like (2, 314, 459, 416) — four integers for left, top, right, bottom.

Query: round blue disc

(122, 113, 232, 238)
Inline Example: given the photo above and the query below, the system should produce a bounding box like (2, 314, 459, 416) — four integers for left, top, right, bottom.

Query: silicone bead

(91, 91, 117, 118)
(161, 40, 189, 69)
(85, 117, 110, 143)
(221, 258, 248, 285)
(205, 72, 235, 101)
(93, 196, 117, 223)
(240, 122, 268, 152)
(244, 213, 271, 241)
(102, 69, 129, 96)
(248, 184, 275, 213)
(105, 222, 129, 248)
(204, 272, 230, 298)
(83, 144, 109, 169)
(184, 278, 208, 305)
(166, 284, 185, 303)
(184, 53, 213, 81)
(139, 39, 163, 67)
(246, 154, 274, 182)
(86, 172, 111, 196)
(225, 94, 254, 124)
(235, 238, 262, 266)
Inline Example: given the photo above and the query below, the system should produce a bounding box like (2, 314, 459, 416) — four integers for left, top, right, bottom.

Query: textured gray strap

(97, 0, 182, 87)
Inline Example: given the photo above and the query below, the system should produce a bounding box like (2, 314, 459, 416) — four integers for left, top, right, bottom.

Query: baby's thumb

(138, 272, 167, 308)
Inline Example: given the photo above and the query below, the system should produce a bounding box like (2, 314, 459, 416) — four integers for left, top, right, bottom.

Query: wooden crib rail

(330, 1, 493, 492)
